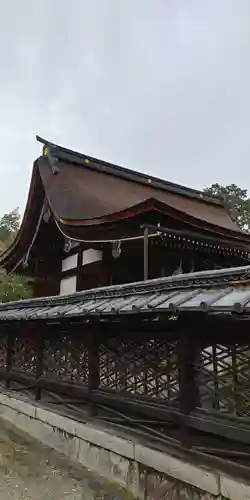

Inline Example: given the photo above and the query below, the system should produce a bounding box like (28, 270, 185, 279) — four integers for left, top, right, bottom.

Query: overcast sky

(0, 0, 250, 216)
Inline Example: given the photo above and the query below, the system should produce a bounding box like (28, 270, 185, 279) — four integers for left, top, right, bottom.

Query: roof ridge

(1, 263, 250, 311)
(36, 135, 224, 207)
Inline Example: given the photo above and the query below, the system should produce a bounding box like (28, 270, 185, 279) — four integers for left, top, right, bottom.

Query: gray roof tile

(1, 265, 250, 321)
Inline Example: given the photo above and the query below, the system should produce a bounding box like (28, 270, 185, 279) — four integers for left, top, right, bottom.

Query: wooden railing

(1, 318, 250, 445)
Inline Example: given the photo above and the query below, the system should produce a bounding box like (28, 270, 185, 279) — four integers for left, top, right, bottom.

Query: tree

(0, 209, 33, 302)
(204, 183, 250, 231)
(0, 268, 33, 303)
(0, 208, 20, 246)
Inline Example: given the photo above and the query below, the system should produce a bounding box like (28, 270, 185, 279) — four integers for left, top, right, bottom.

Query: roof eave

(56, 198, 250, 245)
(0, 161, 45, 270)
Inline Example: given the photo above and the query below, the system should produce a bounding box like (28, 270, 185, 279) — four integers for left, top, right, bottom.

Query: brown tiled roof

(39, 156, 239, 232)
(37, 137, 242, 235)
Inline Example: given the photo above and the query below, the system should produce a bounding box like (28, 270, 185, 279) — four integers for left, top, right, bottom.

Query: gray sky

(0, 0, 250, 216)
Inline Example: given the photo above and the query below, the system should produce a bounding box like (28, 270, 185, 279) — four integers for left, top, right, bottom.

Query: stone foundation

(0, 392, 249, 499)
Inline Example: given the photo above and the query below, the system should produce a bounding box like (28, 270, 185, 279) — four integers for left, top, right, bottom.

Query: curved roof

(1, 136, 250, 269)
(40, 156, 239, 231)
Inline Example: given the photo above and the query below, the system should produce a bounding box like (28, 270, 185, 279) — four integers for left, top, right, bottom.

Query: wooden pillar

(88, 329, 100, 416)
(178, 333, 200, 414)
(211, 344, 219, 410)
(5, 330, 14, 389)
(143, 227, 149, 281)
(231, 344, 239, 414)
(35, 328, 44, 400)
(76, 250, 83, 292)
(178, 333, 200, 447)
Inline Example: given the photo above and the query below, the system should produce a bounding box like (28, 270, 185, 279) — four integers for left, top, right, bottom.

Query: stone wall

(0, 392, 249, 500)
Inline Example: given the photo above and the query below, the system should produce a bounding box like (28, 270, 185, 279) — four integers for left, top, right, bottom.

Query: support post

(143, 226, 149, 281)
(5, 331, 14, 389)
(35, 329, 44, 400)
(178, 333, 200, 414)
(178, 333, 200, 447)
(88, 330, 100, 416)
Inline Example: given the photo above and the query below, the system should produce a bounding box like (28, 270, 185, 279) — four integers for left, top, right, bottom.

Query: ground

(0, 420, 131, 500)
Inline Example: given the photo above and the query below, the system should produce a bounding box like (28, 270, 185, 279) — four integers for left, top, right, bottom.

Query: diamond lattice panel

(43, 334, 88, 384)
(12, 335, 36, 374)
(99, 339, 179, 401)
(197, 344, 250, 416)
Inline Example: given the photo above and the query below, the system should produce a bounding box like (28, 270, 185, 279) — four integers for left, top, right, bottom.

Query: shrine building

(1, 136, 249, 297)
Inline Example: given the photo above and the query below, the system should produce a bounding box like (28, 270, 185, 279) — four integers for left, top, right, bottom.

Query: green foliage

(0, 209, 32, 302)
(0, 268, 33, 303)
(0, 208, 20, 246)
(204, 183, 250, 231)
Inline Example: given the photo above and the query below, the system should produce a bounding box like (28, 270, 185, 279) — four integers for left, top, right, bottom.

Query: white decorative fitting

(112, 241, 122, 259)
(61, 254, 78, 272)
(43, 208, 51, 223)
(60, 276, 77, 295)
(82, 248, 102, 267)
(64, 238, 80, 253)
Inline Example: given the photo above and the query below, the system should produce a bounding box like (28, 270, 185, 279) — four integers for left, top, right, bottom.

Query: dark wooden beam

(143, 227, 149, 281)
(141, 223, 249, 257)
(76, 249, 83, 292)
(178, 334, 200, 414)
(35, 329, 44, 400)
(88, 331, 100, 416)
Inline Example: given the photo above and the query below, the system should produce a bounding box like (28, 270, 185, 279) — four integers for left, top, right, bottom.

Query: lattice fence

(99, 339, 179, 401)
(12, 334, 36, 374)
(196, 344, 250, 416)
(5, 328, 250, 420)
(43, 334, 89, 384)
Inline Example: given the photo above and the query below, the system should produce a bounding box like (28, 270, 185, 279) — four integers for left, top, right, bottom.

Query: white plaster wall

(82, 249, 102, 267)
(59, 275, 77, 295)
(61, 254, 78, 272)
